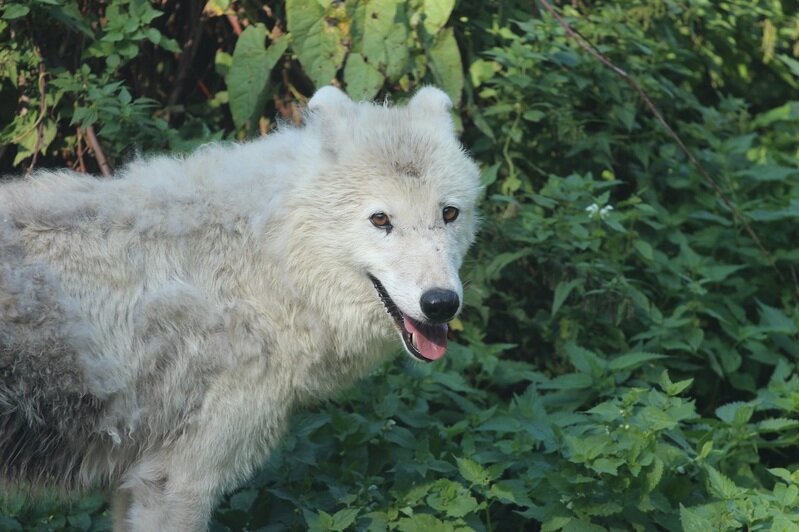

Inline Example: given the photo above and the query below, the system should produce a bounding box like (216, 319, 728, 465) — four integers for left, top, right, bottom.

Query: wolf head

(288, 86, 481, 362)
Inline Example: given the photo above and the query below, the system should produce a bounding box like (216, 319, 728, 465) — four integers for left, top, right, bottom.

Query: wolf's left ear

(308, 86, 354, 118)
(409, 87, 452, 114)
(409, 87, 454, 129)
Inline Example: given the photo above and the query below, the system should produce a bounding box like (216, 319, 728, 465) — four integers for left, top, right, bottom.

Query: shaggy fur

(0, 86, 481, 530)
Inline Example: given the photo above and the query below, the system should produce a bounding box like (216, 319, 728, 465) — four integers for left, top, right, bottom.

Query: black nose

(420, 289, 460, 323)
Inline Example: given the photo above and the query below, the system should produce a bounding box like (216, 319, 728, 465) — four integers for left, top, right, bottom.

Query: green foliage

(2, 0, 799, 530)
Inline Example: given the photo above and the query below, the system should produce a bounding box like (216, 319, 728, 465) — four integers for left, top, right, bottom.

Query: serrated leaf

(638, 406, 678, 431)
(456, 457, 490, 486)
(427, 28, 463, 106)
(760, 417, 799, 432)
(226, 26, 287, 129)
(715, 401, 754, 426)
(608, 352, 667, 372)
(552, 279, 582, 315)
(564, 343, 604, 375)
(396, 513, 456, 532)
(646, 457, 664, 491)
(680, 504, 714, 532)
(705, 466, 746, 499)
(344, 53, 384, 101)
(757, 300, 797, 333)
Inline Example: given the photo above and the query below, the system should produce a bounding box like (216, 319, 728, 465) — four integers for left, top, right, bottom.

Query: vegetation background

(2, 0, 799, 530)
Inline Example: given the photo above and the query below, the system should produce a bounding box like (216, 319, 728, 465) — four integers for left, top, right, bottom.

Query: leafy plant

(2, 1, 799, 530)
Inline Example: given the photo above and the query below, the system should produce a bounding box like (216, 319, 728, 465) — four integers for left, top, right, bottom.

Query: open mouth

(368, 274, 448, 362)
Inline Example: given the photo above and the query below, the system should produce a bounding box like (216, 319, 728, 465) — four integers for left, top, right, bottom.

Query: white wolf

(0, 86, 481, 530)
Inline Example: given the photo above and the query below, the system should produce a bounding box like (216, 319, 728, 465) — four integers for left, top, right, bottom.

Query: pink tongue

(404, 317, 448, 360)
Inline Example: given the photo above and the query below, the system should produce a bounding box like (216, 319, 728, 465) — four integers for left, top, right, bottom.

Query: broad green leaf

(427, 28, 463, 105)
(286, 0, 347, 88)
(2, 4, 29, 19)
(344, 53, 384, 101)
(226, 26, 287, 129)
(229, 489, 257, 512)
(541, 516, 572, 532)
(351, 0, 408, 79)
(421, 0, 455, 34)
(330, 508, 359, 531)
(633, 239, 653, 260)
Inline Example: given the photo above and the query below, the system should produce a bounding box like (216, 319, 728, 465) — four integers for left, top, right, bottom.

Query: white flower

(586, 203, 614, 220)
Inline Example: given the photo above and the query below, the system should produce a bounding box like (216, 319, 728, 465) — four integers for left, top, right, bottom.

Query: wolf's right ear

(409, 87, 454, 130)
(308, 86, 355, 118)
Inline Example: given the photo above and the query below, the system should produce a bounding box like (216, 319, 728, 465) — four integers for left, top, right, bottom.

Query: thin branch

(26, 62, 49, 175)
(82, 125, 112, 177)
(167, 2, 206, 107)
(75, 128, 87, 173)
(537, 0, 786, 284)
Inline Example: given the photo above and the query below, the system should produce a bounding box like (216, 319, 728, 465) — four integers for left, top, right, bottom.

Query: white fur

(0, 86, 481, 531)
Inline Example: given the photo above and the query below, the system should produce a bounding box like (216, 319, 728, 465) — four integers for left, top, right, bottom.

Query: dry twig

(82, 125, 112, 177)
(537, 0, 786, 283)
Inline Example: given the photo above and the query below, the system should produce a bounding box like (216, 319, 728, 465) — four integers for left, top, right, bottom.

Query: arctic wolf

(0, 86, 480, 530)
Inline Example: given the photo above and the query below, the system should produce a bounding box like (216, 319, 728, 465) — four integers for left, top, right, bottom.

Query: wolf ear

(409, 87, 452, 116)
(308, 86, 355, 118)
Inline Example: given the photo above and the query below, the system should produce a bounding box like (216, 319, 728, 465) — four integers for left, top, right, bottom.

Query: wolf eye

(370, 212, 392, 229)
(442, 206, 459, 223)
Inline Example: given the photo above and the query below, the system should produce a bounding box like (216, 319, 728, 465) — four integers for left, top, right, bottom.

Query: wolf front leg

(112, 369, 283, 531)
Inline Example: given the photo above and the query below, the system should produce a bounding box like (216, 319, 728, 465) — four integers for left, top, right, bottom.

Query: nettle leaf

(659, 371, 694, 396)
(705, 466, 747, 500)
(759, 418, 799, 432)
(456, 457, 491, 486)
(427, 28, 463, 106)
(608, 352, 667, 372)
(286, 0, 347, 88)
(426, 479, 479, 518)
(715, 401, 755, 426)
(226, 26, 287, 129)
(637, 406, 678, 431)
(395, 513, 457, 532)
(564, 343, 605, 375)
(552, 279, 583, 316)
(757, 300, 797, 333)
